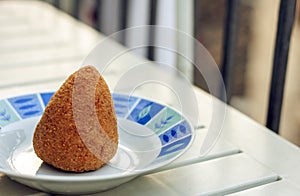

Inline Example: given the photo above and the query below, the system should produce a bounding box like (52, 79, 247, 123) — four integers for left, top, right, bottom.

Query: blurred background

(25, 0, 300, 147)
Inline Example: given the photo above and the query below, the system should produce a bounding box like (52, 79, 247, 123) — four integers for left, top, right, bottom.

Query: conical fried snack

(33, 66, 118, 172)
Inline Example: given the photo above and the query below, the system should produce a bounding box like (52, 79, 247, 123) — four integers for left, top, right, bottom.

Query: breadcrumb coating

(33, 66, 118, 172)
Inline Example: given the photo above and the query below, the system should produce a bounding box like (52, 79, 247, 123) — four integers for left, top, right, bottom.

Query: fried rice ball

(33, 66, 118, 172)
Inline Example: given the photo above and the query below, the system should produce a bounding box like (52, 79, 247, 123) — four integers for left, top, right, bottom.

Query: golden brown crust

(33, 66, 118, 172)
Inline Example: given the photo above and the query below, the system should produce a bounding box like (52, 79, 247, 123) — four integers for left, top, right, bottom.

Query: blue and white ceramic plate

(0, 92, 194, 194)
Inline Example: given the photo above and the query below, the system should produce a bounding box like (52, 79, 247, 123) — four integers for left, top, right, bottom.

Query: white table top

(1, 1, 300, 195)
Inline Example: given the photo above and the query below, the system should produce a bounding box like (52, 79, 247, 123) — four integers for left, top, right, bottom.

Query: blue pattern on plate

(158, 135, 192, 157)
(8, 94, 43, 119)
(159, 120, 191, 146)
(0, 100, 19, 127)
(146, 107, 183, 135)
(40, 92, 54, 107)
(127, 99, 164, 125)
(112, 94, 138, 118)
(1, 92, 193, 158)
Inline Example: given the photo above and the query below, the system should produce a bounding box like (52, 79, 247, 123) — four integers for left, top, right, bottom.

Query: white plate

(0, 92, 194, 194)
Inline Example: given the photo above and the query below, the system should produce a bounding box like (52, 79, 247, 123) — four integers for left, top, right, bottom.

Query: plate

(0, 92, 194, 194)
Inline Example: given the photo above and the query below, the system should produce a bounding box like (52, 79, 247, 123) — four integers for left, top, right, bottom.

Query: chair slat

(266, 0, 296, 133)
(221, 0, 240, 103)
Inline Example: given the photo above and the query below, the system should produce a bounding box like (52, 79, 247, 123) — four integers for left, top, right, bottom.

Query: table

(1, 1, 300, 195)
